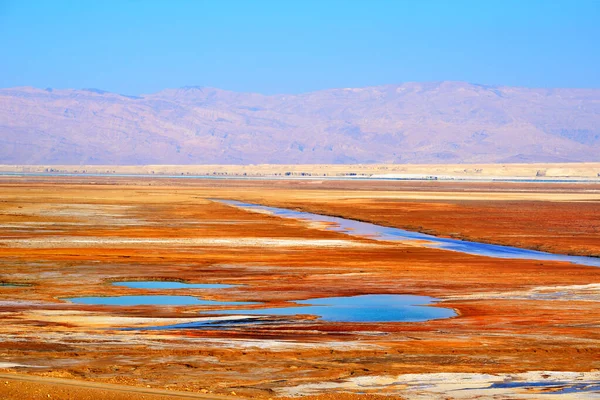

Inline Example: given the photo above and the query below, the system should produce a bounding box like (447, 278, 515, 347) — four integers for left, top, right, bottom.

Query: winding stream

(219, 200, 600, 267)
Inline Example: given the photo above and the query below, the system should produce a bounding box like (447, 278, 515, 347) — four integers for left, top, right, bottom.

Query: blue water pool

(209, 294, 454, 323)
(112, 281, 235, 289)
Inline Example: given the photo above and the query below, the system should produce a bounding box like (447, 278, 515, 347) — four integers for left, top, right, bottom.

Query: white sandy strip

(447, 283, 600, 302)
(16, 311, 385, 350)
(318, 192, 600, 202)
(278, 371, 600, 399)
(0, 237, 376, 248)
(0, 362, 45, 369)
(21, 310, 261, 328)
(2, 332, 382, 351)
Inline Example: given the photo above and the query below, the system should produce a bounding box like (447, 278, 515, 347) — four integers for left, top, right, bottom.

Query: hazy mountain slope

(0, 82, 598, 164)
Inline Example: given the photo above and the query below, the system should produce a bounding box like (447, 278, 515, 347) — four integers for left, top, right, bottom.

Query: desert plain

(0, 173, 599, 399)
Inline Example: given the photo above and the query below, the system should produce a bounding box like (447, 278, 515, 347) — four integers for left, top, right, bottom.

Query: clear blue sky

(0, 0, 598, 95)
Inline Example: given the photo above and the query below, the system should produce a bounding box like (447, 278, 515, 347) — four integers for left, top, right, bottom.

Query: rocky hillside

(1, 82, 598, 164)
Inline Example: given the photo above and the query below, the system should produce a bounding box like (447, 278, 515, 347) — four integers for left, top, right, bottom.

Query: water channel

(218, 200, 600, 267)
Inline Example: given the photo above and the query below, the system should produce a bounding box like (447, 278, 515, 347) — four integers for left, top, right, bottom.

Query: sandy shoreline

(1, 162, 599, 180)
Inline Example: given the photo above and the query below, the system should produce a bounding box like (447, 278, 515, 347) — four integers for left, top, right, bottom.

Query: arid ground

(0, 176, 599, 399)
(3, 161, 600, 179)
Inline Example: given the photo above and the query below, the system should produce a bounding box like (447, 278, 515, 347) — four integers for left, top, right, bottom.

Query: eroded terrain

(0, 177, 599, 399)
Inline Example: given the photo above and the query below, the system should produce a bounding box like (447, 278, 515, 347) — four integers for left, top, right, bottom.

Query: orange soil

(0, 177, 599, 398)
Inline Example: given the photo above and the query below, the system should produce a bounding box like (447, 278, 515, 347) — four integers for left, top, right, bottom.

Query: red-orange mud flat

(0, 176, 599, 399)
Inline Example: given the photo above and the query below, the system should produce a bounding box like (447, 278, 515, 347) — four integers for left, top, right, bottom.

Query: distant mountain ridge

(0, 81, 598, 164)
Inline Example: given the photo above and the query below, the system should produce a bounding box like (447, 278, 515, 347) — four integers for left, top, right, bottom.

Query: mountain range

(0, 81, 598, 164)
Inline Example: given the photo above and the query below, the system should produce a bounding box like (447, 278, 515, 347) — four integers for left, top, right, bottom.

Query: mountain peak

(0, 83, 598, 164)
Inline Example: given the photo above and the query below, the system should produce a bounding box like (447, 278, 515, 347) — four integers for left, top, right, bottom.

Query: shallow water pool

(112, 281, 235, 289)
(209, 294, 454, 323)
(68, 282, 453, 324)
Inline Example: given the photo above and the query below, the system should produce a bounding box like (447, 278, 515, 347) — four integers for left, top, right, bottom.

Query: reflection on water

(66, 281, 454, 325)
(66, 293, 453, 324)
(113, 281, 235, 289)
(206, 294, 455, 323)
(219, 200, 600, 267)
(489, 380, 600, 394)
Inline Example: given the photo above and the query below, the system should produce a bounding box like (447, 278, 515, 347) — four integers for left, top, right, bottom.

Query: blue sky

(0, 0, 598, 95)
